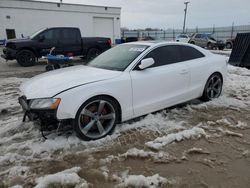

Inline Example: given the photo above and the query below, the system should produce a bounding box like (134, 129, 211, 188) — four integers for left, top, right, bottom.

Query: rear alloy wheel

(200, 73, 223, 101)
(74, 97, 119, 140)
(16, 50, 36, 67)
(86, 48, 101, 62)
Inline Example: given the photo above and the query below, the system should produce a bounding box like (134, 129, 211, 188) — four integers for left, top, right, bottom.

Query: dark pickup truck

(1, 27, 111, 66)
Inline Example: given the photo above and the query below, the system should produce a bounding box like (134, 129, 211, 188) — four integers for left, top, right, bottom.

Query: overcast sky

(37, 0, 250, 29)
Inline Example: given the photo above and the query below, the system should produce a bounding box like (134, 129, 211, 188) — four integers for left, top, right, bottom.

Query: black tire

(45, 65, 54, 71)
(200, 73, 223, 102)
(86, 48, 101, 62)
(218, 46, 225, 50)
(74, 96, 120, 141)
(226, 42, 232, 49)
(207, 43, 213, 50)
(53, 63, 61, 69)
(16, 50, 36, 67)
(190, 41, 195, 45)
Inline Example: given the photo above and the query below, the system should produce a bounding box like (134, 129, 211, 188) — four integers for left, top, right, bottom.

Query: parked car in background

(139, 36, 155, 41)
(176, 34, 190, 43)
(122, 37, 138, 43)
(19, 41, 227, 140)
(225, 38, 235, 49)
(1, 27, 112, 66)
(189, 33, 225, 50)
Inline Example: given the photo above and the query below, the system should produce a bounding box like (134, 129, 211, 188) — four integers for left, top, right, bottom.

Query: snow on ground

(0, 64, 250, 187)
(114, 172, 169, 188)
(210, 49, 232, 56)
(145, 127, 206, 150)
(35, 167, 89, 188)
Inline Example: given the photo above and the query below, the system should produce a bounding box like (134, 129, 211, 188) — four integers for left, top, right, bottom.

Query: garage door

(93, 17, 114, 43)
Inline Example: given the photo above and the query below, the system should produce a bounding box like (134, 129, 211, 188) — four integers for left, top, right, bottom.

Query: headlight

(29, 98, 61, 110)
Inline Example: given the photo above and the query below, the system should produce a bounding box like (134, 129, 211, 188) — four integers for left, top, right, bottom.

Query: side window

(180, 34, 187, 38)
(53, 29, 62, 40)
(37, 29, 60, 41)
(62, 29, 81, 43)
(42, 30, 54, 40)
(195, 34, 201, 39)
(143, 45, 181, 68)
(180, 46, 205, 61)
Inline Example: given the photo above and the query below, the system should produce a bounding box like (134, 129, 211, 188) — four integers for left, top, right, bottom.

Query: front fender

(56, 73, 133, 122)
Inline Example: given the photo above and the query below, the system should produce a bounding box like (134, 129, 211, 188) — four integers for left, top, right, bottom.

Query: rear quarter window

(180, 46, 205, 61)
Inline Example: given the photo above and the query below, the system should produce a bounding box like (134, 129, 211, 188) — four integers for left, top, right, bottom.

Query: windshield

(87, 44, 149, 71)
(29, 28, 46, 39)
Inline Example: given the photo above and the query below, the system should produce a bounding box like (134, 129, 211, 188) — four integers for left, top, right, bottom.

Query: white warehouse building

(0, 0, 121, 44)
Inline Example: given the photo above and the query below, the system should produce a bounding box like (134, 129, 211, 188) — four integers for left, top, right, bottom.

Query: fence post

(173, 29, 175, 41)
(231, 22, 234, 39)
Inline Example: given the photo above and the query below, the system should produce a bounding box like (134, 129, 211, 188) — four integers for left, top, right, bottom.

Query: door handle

(180, 69, 188, 75)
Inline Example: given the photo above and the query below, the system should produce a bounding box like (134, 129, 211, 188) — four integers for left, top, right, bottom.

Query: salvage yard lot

(0, 49, 250, 187)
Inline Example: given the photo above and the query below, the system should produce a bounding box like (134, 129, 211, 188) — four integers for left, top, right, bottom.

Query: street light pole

(183, 1, 190, 33)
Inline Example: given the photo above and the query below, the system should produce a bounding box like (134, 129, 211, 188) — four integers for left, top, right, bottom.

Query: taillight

(107, 38, 112, 46)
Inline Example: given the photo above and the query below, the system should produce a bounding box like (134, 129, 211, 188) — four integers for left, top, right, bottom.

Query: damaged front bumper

(18, 96, 59, 127)
(18, 96, 72, 139)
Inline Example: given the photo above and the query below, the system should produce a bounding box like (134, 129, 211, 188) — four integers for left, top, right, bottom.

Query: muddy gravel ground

(0, 50, 250, 188)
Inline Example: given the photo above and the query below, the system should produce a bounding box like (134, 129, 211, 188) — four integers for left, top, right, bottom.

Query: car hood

(20, 65, 122, 99)
(6, 38, 32, 44)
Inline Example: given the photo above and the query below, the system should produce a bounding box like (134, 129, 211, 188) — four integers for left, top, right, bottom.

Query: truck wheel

(207, 43, 213, 49)
(226, 42, 232, 49)
(16, 50, 36, 67)
(190, 41, 195, 45)
(87, 48, 101, 62)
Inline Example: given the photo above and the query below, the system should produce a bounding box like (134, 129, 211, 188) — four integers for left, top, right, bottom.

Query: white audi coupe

(19, 41, 227, 140)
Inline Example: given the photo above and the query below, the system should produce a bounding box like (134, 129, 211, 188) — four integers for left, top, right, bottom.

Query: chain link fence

(122, 25, 250, 41)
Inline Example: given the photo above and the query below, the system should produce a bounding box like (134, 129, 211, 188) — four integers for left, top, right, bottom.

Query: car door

(200, 34, 208, 47)
(61, 28, 82, 56)
(130, 45, 190, 117)
(36, 28, 63, 56)
(194, 34, 202, 46)
(179, 45, 208, 98)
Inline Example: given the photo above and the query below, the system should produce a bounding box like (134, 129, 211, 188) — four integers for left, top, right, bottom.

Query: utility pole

(212, 24, 215, 34)
(183, 1, 190, 34)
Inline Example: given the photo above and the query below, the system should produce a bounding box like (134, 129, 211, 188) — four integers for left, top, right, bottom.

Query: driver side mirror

(38, 35, 45, 42)
(139, 58, 155, 70)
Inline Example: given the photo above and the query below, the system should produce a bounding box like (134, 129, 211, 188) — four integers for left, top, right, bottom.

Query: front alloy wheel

(200, 73, 223, 101)
(74, 97, 119, 140)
